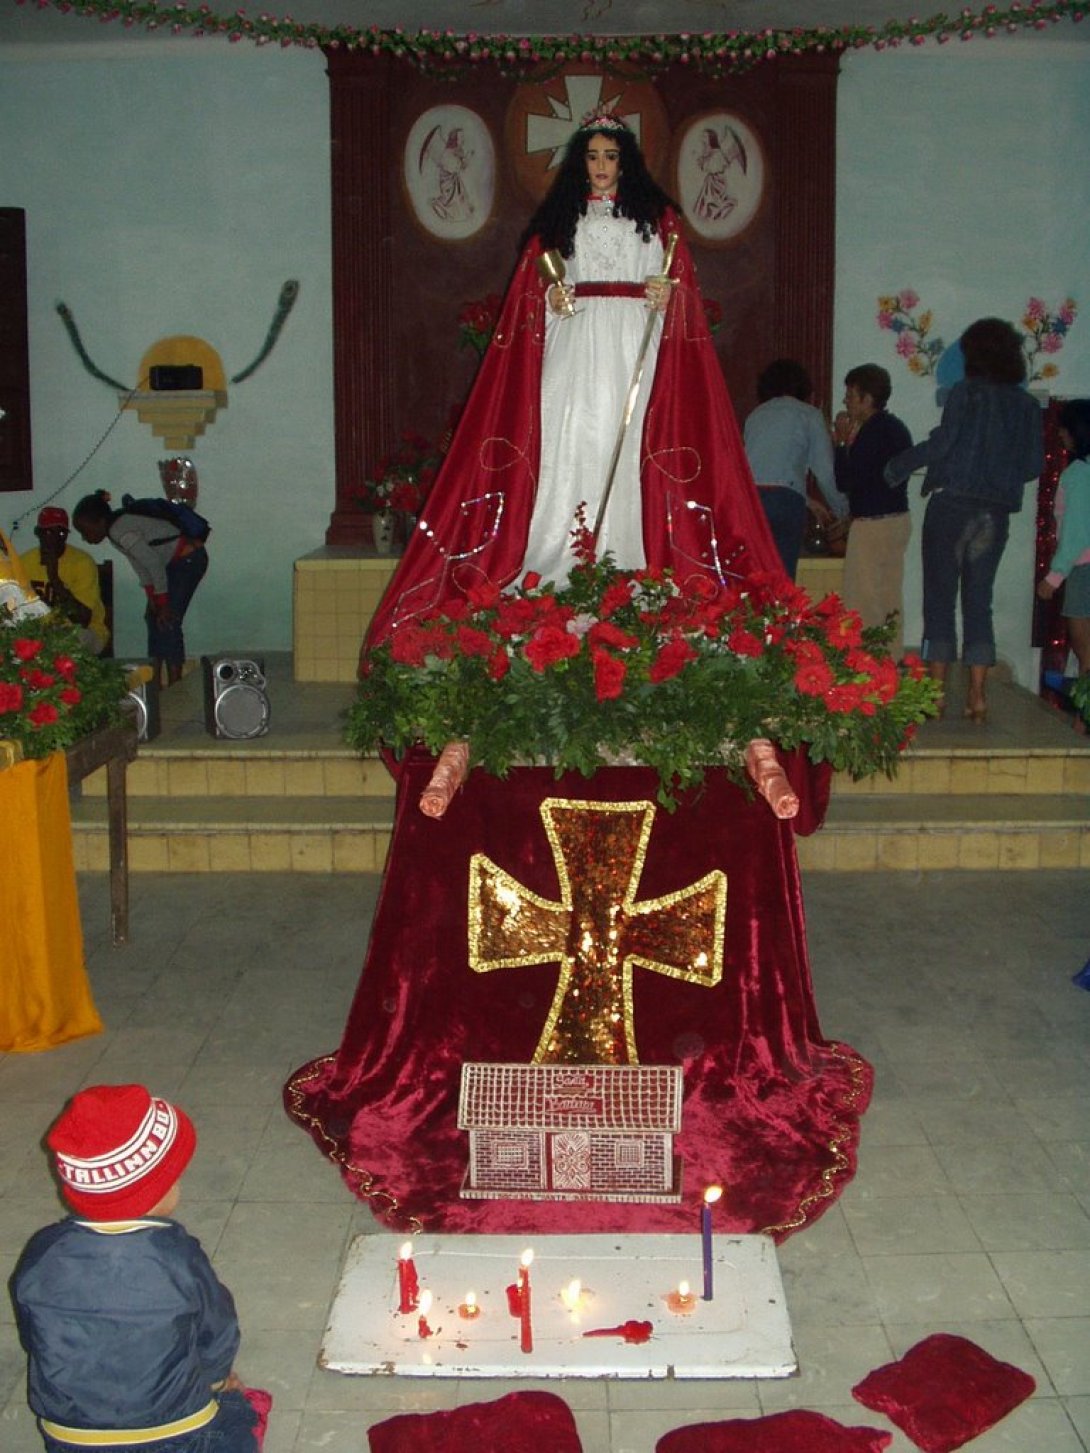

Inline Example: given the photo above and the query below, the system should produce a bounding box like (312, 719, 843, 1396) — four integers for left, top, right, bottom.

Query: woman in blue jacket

(885, 317, 1043, 720)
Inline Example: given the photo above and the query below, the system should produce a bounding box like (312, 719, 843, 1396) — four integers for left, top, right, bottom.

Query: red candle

(518, 1249, 534, 1354)
(416, 1289, 433, 1339)
(398, 1241, 419, 1314)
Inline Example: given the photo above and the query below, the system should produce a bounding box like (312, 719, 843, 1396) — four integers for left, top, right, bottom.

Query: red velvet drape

(286, 753, 870, 1240)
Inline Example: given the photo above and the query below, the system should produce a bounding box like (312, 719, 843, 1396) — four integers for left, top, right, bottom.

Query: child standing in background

(1037, 399, 1090, 681)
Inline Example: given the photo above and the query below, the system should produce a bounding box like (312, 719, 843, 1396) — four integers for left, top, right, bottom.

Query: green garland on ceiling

(16, 0, 1088, 68)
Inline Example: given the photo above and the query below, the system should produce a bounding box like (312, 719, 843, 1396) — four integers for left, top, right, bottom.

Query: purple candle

(702, 1185, 723, 1301)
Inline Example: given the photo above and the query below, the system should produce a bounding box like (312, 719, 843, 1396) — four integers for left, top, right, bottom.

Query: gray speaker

(201, 655, 270, 740)
(120, 661, 161, 742)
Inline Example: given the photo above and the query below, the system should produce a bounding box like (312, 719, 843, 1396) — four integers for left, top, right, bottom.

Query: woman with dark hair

(1038, 398, 1090, 681)
(73, 489, 209, 687)
(885, 316, 1043, 719)
(365, 110, 779, 648)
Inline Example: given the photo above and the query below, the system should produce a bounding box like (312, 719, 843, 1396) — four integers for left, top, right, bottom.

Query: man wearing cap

(20, 507, 109, 654)
(10, 1084, 264, 1452)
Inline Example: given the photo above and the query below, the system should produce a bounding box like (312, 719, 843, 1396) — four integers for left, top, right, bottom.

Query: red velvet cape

(363, 211, 783, 655)
(286, 753, 871, 1239)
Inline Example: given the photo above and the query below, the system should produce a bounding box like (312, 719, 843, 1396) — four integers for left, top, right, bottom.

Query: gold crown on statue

(578, 107, 630, 133)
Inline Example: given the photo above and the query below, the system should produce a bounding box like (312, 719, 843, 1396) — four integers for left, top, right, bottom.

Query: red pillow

(656, 1409, 891, 1452)
(367, 1390, 582, 1453)
(851, 1333, 1036, 1453)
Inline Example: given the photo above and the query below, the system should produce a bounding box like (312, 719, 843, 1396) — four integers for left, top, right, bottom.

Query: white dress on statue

(522, 199, 664, 586)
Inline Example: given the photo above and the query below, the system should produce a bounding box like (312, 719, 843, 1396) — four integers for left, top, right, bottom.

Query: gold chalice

(537, 249, 577, 318)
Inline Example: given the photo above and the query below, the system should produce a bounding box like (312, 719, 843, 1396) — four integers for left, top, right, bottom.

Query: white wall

(3, 33, 1089, 682)
(0, 39, 333, 660)
(835, 40, 1090, 683)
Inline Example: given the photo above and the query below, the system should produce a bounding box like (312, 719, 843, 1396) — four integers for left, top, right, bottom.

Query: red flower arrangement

(357, 432, 443, 517)
(1, 617, 129, 760)
(457, 293, 504, 360)
(348, 525, 939, 806)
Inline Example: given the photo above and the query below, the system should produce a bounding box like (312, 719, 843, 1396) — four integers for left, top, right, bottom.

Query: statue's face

(585, 134, 621, 197)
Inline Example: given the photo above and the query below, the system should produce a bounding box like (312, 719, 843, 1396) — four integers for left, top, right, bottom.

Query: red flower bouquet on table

(348, 524, 940, 808)
(356, 433, 443, 518)
(457, 292, 504, 360)
(0, 616, 129, 760)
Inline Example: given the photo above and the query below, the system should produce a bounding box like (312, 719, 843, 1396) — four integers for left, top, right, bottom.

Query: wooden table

(66, 720, 139, 944)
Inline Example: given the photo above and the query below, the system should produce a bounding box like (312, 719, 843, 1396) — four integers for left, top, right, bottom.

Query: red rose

(523, 624, 581, 672)
(493, 597, 541, 638)
(786, 638, 825, 666)
(487, 647, 510, 681)
(60, 686, 83, 706)
(0, 682, 24, 713)
(823, 682, 865, 713)
(588, 620, 639, 651)
(592, 647, 627, 701)
(455, 625, 495, 659)
(465, 580, 502, 610)
(727, 627, 763, 658)
(901, 652, 927, 681)
(29, 701, 59, 727)
(53, 654, 77, 680)
(521, 571, 542, 591)
(649, 636, 697, 683)
(26, 669, 56, 690)
(599, 580, 634, 617)
(794, 660, 835, 696)
(13, 638, 43, 662)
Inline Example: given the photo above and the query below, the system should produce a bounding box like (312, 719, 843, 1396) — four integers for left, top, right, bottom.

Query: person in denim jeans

(885, 318, 1043, 720)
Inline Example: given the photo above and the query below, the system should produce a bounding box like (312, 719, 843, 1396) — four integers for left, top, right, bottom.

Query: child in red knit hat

(10, 1084, 269, 1453)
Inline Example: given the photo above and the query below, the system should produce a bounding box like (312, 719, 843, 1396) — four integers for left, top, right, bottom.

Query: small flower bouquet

(357, 432, 443, 517)
(1020, 296, 1077, 382)
(349, 536, 940, 807)
(457, 293, 504, 360)
(1, 615, 130, 761)
(877, 290, 946, 377)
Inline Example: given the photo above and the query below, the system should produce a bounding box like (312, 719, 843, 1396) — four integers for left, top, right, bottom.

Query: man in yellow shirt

(20, 507, 108, 654)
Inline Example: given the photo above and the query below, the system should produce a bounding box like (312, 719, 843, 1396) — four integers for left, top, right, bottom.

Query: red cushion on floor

(367, 1390, 582, 1452)
(851, 1333, 1036, 1453)
(655, 1409, 891, 1451)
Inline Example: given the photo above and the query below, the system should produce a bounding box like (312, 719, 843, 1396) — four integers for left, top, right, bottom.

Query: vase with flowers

(1, 614, 129, 762)
(357, 432, 443, 555)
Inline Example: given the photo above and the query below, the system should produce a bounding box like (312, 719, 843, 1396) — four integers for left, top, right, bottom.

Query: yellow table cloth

(1, 752, 102, 1052)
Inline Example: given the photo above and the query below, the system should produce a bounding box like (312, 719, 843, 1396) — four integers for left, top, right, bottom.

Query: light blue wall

(3, 34, 1088, 682)
(835, 41, 1090, 683)
(0, 40, 333, 661)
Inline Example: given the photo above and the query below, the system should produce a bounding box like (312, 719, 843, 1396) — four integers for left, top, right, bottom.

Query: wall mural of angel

(677, 112, 765, 246)
(403, 105, 495, 242)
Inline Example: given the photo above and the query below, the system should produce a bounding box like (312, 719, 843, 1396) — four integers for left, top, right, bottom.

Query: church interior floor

(2, 867, 1089, 1451)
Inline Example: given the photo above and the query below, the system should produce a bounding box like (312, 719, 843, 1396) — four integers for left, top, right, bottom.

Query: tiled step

(70, 788, 1090, 875)
(80, 748, 397, 799)
(70, 795, 394, 873)
(832, 747, 1090, 797)
(798, 793, 1090, 872)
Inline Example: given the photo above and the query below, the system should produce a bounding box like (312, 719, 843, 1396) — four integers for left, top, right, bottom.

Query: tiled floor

(3, 867, 1089, 1451)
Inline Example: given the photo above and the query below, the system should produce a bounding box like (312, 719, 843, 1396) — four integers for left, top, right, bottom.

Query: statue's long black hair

(519, 121, 676, 259)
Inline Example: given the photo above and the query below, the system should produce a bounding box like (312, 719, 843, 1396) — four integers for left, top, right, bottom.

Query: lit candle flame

(399, 1241, 413, 1260)
(703, 1185, 723, 1206)
(465, 1291, 477, 1312)
(418, 1290, 433, 1316)
(561, 1278, 582, 1310)
(521, 1248, 534, 1269)
(678, 1280, 690, 1299)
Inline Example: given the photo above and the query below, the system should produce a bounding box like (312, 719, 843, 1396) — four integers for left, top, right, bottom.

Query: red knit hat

(36, 506, 69, 530)
(47, 1084, 196, 1220)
